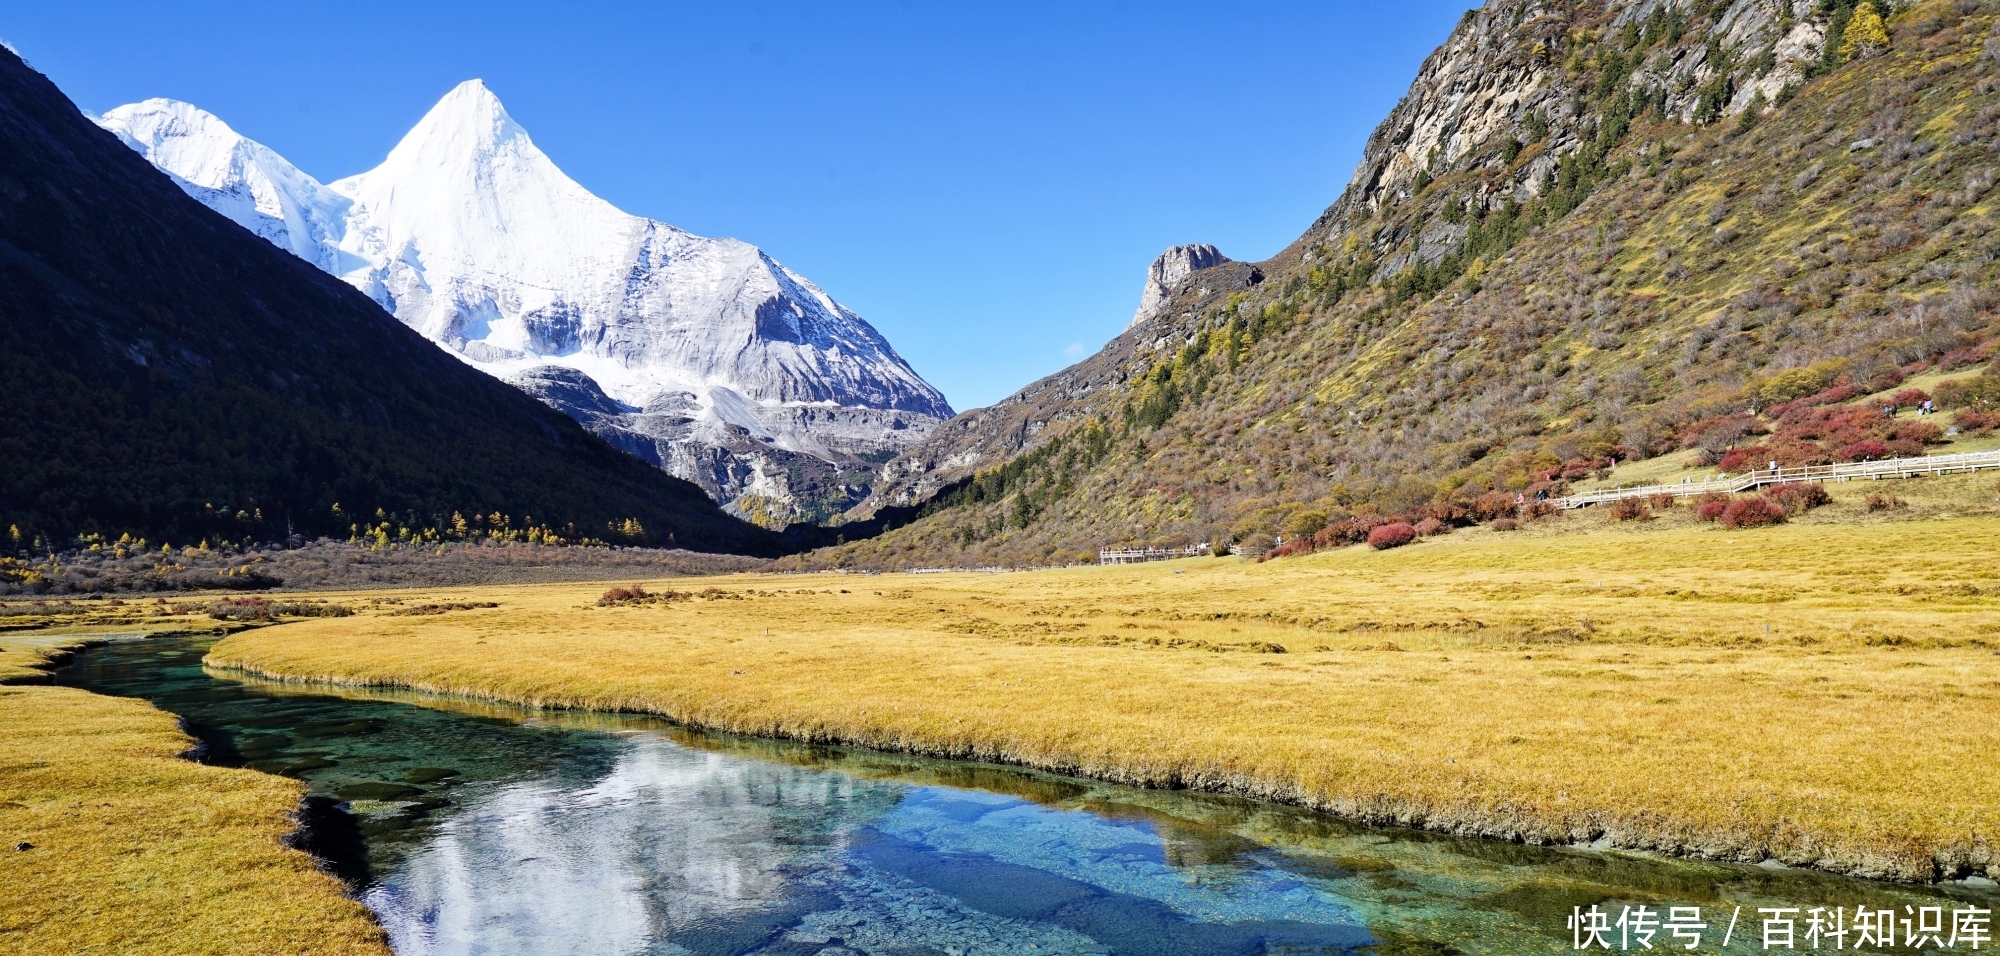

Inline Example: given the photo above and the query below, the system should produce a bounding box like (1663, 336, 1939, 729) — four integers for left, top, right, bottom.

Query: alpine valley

(99, 82, 953, 525)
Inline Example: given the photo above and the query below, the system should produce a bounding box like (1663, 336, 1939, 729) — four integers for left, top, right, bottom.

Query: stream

(56, 632, 1991, 955)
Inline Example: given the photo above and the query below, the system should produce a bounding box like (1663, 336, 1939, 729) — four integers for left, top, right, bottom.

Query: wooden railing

(1560, 448, 2000, 509)
(1099, 543, 1213, 565)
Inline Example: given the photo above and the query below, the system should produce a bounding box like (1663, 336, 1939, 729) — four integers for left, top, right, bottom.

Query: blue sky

(7, 1, 1468, 410)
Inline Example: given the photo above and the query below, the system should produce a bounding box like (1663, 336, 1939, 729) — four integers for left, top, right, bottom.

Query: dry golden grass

(0, 682, 388, 956)
(208, 511, 2000, 884)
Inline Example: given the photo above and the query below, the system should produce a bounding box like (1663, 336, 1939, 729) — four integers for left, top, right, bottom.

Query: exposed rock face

(1129, 244, 1229, 328)
(1315, 0, 1827, 276)
(510, 365, 929, 524)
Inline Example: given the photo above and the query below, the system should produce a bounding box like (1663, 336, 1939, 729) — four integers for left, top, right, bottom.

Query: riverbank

(208, 515, 2000, 884)
(0, 660, 389, 954)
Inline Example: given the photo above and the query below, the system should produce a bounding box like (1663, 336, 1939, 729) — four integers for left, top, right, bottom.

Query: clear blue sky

(6, 1, 1468, 410)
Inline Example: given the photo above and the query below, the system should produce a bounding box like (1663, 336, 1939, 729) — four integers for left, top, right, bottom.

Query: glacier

(98, 81, 952, 523)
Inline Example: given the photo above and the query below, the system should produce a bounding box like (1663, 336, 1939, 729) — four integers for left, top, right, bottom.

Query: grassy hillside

(206, 496, 2000, 882)
(0, 48, 777, 557)
(805, 0, 2000, 569)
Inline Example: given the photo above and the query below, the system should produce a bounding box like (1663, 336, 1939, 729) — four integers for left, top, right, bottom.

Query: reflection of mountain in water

(366, 739, 898, 955)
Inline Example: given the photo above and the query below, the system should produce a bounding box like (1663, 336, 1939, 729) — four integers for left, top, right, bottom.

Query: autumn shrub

(1719, 496, 1787, 528)
(1716, 446, 1768, 472)
(1694, 493, 1730, 521)
(1836, 440, 1892, 462)
(1886, 421, 1946, 445)
(1864, 493, 1907, 512)
(1413, 517, 1448, 536)
(1764, 482, 1832, 514)
(1955, 409, 2000, 435)
(206, 597, 273, 621)
(1766, 384, 1867, 420)
(1368, 522, 1417, 550)
(1934, 374, 2000, 409)
(1646, 493, 1678, 510)
(1489, 518, 1518, 532)
(1609, 498, 1653, 521)
(1470, 491, 1518, 521)
(1314, 517, 1384, 548)
(1522, 500, 1558, 520)
(1864, 367, 1904, 391)
(1891, 388, 1931, 407)
(1416, 500, 1471, 526)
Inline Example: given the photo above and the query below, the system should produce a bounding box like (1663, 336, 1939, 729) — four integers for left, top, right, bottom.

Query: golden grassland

(206, 484, 2000, 884)
(0, 677, 388, 955)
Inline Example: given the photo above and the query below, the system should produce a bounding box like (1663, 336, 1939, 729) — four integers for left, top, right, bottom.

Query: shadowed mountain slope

(0, 48, 777, 555)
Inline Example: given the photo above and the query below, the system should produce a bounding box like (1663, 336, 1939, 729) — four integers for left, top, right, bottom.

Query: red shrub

(1413, 517, 1448, 536)
(1489, 518, 1519, 532)
(1413, 501, 1471, 526)
(1956, 409, 2000, 435)
(1764, 482, 1831, 514)
(1694, 492, 1730, 521)
(1864, 493, 1907, 512)
(1716, 446, 1767, 472)
(1677, 413, 1757, 450)
(1891, 388, 1931, 407)
(1718, 496, 1786, 528)
(1835, 440, 1891, 462)
(1646, 493, 1678, 510)
(1884, 421, 1946, 446)
(1315, 516, 1388, 548)
(1368, 523, 1417, 550)
(1609, 497, 1653, 521)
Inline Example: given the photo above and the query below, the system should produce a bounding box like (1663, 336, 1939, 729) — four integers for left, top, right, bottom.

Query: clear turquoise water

(57, 633, 1992, 955)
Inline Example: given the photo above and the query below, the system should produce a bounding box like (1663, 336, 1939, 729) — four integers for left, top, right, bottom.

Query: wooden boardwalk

(1099, 543, 1213, 565)
(1560, 448, 2000, 509)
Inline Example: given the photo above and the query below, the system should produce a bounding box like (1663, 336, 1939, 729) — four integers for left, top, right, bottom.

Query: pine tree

(1839, 2, 1888, 61)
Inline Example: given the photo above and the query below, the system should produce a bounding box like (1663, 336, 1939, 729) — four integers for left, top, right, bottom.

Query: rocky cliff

(1130, 243, 1231, 328)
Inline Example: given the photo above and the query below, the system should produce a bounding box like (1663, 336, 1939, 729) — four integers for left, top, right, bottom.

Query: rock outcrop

(1130, 244, 1230, 328)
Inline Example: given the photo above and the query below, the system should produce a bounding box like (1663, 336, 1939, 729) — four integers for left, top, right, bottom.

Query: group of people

(1892, 399, 1938, 416)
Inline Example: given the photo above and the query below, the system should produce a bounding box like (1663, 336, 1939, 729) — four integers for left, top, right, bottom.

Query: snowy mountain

(97, 82, 952, 523)
(98, 99, 352, 273)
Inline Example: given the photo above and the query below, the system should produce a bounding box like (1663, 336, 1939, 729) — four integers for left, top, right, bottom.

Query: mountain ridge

(0, 48, 776, 555)
(797, 0, 2000, 569)
(98, 82, 951, 525)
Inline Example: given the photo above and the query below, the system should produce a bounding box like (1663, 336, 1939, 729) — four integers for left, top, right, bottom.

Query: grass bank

(0, 682, 388, 955)
(206, 506, 2000, 885)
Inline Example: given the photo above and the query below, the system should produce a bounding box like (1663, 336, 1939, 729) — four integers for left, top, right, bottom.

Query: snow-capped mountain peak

(328, 79, 629, 306)
(98, 98, 349, 271)
(99, 83, 953, 521)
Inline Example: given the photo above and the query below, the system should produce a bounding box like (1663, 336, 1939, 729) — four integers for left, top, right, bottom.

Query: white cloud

(1062, 341, 1088, 360)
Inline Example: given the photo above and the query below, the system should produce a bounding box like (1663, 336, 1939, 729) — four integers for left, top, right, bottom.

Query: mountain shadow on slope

(0, 48, 778, 556)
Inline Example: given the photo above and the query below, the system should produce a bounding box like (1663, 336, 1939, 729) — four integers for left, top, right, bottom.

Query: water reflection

(55, 634, 1995, 956)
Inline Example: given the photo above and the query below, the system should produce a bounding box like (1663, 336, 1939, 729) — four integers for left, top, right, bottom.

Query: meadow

(206, 488, 2000, 885)
(0, 682, 388, 955)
